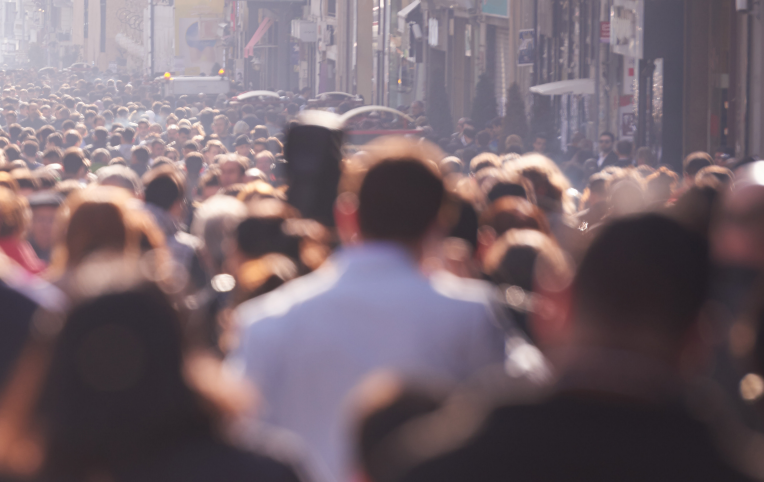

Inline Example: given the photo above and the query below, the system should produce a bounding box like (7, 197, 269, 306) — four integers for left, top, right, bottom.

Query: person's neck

(358, 237, 424, 263)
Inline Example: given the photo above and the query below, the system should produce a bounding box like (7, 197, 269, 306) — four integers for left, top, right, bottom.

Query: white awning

(530, 79, 595, 96)
(397, 0, 421, 32)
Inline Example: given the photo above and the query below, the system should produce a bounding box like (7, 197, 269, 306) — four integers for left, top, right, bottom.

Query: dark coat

(397, 391, 753, 482)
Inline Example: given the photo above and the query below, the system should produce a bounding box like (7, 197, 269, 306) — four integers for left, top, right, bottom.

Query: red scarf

(0, 237, 45, 274)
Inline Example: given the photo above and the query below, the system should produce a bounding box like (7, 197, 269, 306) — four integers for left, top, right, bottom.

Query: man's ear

(529, 282, 572, 351)
(334, 192, 360, 246)
(476, 225, 496, 264)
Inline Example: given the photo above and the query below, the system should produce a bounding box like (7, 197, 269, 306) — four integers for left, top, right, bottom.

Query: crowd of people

(1, 66, 764, 482)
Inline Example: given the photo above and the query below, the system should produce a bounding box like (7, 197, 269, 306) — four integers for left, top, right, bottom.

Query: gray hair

(191, 194, 247, 272)
(96, 165, 143, 197)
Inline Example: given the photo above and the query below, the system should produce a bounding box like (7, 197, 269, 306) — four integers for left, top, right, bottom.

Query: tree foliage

(471, 72, 497, 131)
(503, 82, 528, 142)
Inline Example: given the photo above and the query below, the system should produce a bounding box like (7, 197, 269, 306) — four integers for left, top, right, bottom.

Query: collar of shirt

(552, 346, 683, 405)
(330, 241, 419, 275)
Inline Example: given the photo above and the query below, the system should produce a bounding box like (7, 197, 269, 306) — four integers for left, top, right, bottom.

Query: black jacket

(597, 151, 620, 170)
(396, 390, 753, 482)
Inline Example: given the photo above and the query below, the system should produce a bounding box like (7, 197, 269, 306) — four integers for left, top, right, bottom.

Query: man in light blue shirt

(229, 139, 541, 482)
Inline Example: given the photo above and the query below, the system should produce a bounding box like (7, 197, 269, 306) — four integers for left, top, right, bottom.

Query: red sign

(600, 21, 611, 43)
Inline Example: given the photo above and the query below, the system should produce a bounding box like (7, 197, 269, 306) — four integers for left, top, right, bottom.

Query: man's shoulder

(236, 264, 340, 330)
(429, 270, 497, 306)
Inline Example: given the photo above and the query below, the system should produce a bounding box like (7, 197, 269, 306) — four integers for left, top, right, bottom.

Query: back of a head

(96, 165, 143, 197)
(358, 156, 444, 243)
(191, 195, 247, 271)
(573, 214, 709, 344)
(132, 146, 150, 164)
(0, 186, 28, 238)
(62, 147, 86, 175)
(683, 151, 713, 179)
(143, 166, 185, 211)
(53, 187, 152, 269)
(484, 229, 571, 292)
(469, 152, 500, 174)
(696, 165, 733, 189)
(616, 140, 633, 157)
(235, 201, 302, 262)
(43, 281, 208, 474)
(480, 196, 550, 236)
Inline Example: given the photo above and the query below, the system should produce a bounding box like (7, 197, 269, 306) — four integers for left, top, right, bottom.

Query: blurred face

(253, 143, 266, 154)
(137, 122, 149, 136)
(599, 135, 613, 154)
(255, 155, 272, 174)
(220, 161, 243, 187)
(41, 106, 50, 117)
(151, 142, 165, 159)
(19, 106, 28, 117)
(212, 118, 228, 135)
(411, 101, 424, 117)
(167, 128, 179, 142)
(202, 184, 220, 200)
(235, 144, 250, 157)
(533, 137, 547, 153)
(5, 112, 15, 124)
(30, 205, 57, 251)
(713, 185, 764, 269)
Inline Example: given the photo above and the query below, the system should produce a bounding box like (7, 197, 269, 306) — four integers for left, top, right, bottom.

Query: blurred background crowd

(0, 67, 764, 482)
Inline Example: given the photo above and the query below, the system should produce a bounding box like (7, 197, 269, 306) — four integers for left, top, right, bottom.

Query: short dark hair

(62, 148, 87, 175)
(185, 153, 204, 175)
(22, 140, 39, 157)
(183, 140, 199, 152)
(476, 130, 491, 147)
(46, 132, 63, 147)
(358, 158, 444, 242)
(683, 151, 713, 178)
(616, 140, 633, 157)
(131, 146, 150, 164)
(43, 147, 63, 162)
(573, 214, 709, 341)
(122, 128, 135, 143)
(64, 129, 82, 148)
(93, 127, 109, 141)
(600, 132, 615, 142)
(4, 144, 21, 162)
(462, 127, 476, 140)
(143, 166, 184, 210)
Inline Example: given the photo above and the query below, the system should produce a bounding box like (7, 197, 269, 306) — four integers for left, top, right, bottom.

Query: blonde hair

(506, 153, 573, 214)
(0, 187, 30, 238)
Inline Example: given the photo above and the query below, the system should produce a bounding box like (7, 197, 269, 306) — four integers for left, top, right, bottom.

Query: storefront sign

(610, 0, 644, 58)
(600, 21, 610, 43)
